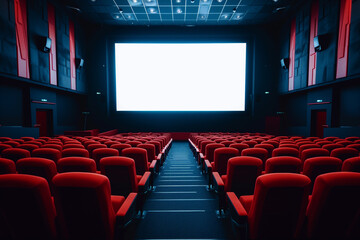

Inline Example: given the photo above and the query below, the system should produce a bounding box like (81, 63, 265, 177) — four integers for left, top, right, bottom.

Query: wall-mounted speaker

(314, 34, 331, 52)
(40, 37, 52, 53)
(314, 36, 322, 52)
(280, 58, 289, 69)
(76, 58, 84, 69)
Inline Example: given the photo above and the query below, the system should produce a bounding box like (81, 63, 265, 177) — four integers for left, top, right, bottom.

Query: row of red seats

(0, 133, 173, 239)
(189, 133, 360, 239)
(0, 172, 137, 240)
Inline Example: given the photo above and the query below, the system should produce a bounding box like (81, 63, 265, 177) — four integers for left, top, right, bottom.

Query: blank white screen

(115, 43, 246, 111)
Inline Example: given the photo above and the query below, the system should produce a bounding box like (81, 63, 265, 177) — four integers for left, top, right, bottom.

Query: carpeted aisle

(133, 141, 234, 240)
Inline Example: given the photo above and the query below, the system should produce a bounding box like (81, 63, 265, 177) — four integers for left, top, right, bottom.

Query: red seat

(205, 147, 239, 188)
(0, 143, 12, 156)
(241, 148, 268, 165)
(342, 157, 360, 173)
(41, 144, 63, 151)
(264, 156, 302, 173)
(0, 158, 16, 174)
(100, 156, 150, 197)
(220, 140, 235, 147)
(32, 148, 61, 163)
(62, 148, 90, 158)
(200, 143, 225, 172)
(16, 157, 57, 194)
(306, 172, 360, 240)
(302, 156, 342, 191)
(272, 147, 299, 158)
(322, 143, 343, 153)
(0, 174, 57, 240)
(336, 140, 353, 146)
(213, 156, 262, 212)
(53, 172, 137, 240)
(92, 148, 119, 169)
(16, 143, 39, 153)
(242, 140, 257, 148)
(138, 143, 160, 172)
(126, 141, 142, 147)
(1, 148, 31, 163)
(110, 143, 132, 155)
(345, 136, 360, 142)
(330, 147, 359, 161)
(57, 157, 97, 173)
(300, 148, 329, 163)
(87, 143, 107, 158)
(210, 147, 240, 175)
(254, 143, 275, 156)
(227, 173, 311, 240)
(347, 144, 360, 152)
(122, 147, 156, 175)
(298, 144, 321, 154)
(62, 144, 85, 149)
(0, 137, 12, 142)
(279, 143, 299, 149)
(3, 141, 20, 147)
(229, 143, 249, 155)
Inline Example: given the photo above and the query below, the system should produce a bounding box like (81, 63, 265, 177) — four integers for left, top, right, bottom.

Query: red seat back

(213, 147, 239, 175)
(272, 147, 299, 158)
(0, 158, 16, 174)
(57, 157, 97, 173)
(92, 148, 119, 169)
(306, 172, 360, 239)
(32, 148, 61, 163)
(53, 172, 117, 240)
(246, 173, 311, 240)
(330, 147, 359, 161)
(241, 148, 268, 164)
(122, 148, 148, 175)
(225, 156, 262, 195)
(100, 156, 138, 195)
(265, 156, 302, 173)
(0, 174, 57, 240)
(62, 148, 90, 158)
(1, 148, 31, 162)
(342, 157, 360, 173)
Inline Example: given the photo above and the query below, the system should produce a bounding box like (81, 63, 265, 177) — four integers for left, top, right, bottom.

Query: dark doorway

(311, 110, 327, 138)
(36, 109, 53, 137)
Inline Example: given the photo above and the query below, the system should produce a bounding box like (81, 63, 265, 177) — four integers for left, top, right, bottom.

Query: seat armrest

(116, 193, 137, 225)
(227, 192, 248, 224)
(205, 159, 212, 173)
(149, 160, 157, 173)
(138, 171, 151, 193)
(199, 152, 204, 159)
(212, 172, 224, 192)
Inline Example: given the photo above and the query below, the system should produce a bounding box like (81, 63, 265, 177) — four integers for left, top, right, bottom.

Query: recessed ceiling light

(217, 0, 223, 2)
(147, 0, 152, 2)
(119, 8, 123, 13)
(191, 0, 195, 3)
(233, 8, 236, 13)
(149, 8, 156, 13)
(91, 0, 96, 2)
(133, 0, 138, 3)
(176, 0, 181, 3)
(115, 15, 120, 19)
(177, 8, 182, 13)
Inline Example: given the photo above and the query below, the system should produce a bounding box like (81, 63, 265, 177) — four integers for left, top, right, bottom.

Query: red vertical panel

(69, 20, 76, 90)
(48, 4, 57, 85)
(308, 0, 319, 86)
(289, 19, 296, 91)
(14, 0, 30, 78)
(336, 0, 352, 79)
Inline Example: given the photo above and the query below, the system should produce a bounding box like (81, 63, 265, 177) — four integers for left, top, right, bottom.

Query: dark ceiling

(62, 0, 300, 26)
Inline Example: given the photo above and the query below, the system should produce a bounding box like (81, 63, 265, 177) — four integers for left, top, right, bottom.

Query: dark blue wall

(0, 0, 87, 136)
(278, 0, 360, 137)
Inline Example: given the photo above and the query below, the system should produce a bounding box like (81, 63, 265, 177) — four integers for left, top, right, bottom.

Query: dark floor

(123, 141, 235, 240)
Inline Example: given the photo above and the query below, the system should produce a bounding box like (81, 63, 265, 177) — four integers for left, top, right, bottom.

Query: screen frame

(105, 27, 255, 131)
